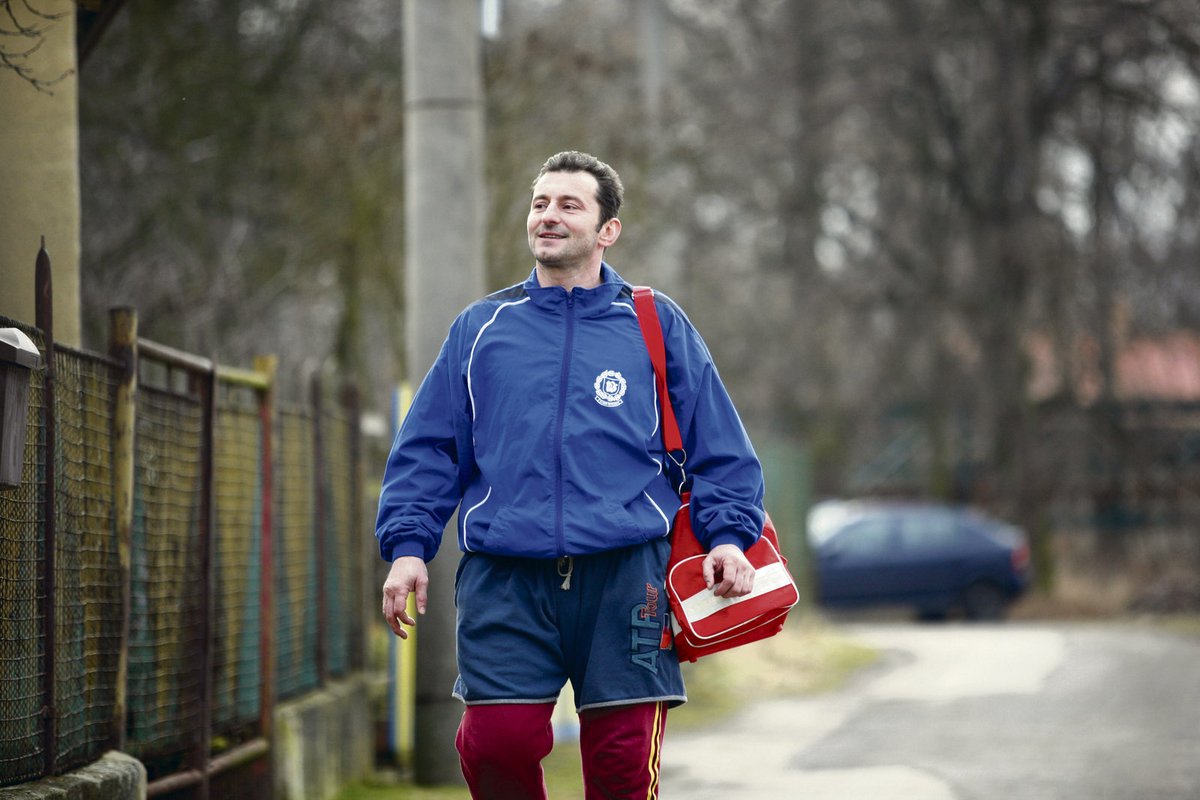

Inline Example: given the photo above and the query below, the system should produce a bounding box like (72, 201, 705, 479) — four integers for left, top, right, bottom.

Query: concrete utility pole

(402, 0, 486, 785)
(638, 0, 665, 137)
(0, 0, 81, 345)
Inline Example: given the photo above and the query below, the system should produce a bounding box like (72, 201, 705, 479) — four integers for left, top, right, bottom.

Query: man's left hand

(703, 543, 755, 598)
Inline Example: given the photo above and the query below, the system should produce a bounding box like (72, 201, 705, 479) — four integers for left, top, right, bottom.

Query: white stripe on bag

(677, 562, 793, 621)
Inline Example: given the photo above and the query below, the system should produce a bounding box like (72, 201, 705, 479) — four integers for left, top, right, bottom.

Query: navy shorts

(451, 537, 686, 712)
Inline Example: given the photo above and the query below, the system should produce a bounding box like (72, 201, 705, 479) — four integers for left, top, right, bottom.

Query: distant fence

(845, 401, 1200, 530)
(0, 301, 367, 796)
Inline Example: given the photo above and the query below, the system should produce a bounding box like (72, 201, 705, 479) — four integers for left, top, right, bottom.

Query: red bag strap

(632, 287, 685, 455)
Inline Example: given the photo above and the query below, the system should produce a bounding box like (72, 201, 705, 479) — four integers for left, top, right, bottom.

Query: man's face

(527, 170, 608, 271)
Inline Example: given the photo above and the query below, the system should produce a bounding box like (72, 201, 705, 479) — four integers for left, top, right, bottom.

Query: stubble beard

(530, 231, 596, 274)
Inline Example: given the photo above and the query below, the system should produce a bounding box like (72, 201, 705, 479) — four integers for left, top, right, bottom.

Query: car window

(896, 509, 959, 551)
(828, 517, 894, 556)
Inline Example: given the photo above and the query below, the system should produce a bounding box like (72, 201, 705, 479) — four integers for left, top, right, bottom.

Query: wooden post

(107, 307, 138, 751)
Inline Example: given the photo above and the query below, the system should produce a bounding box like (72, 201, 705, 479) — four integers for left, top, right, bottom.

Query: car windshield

(808, 501, 864, 546)
(827, 516, 894, 556)
(895, 509, 959, 550)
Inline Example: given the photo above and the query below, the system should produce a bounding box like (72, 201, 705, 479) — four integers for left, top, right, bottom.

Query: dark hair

(533, 151, 624, 226)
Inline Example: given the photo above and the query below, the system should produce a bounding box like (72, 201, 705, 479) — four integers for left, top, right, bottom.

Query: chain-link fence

(0, 311, 367, 791)
(0, 317, 49, 786)
(275, 405, 320, 702)
(213, 383, 265, 738)
(125, 380, 208, 775)
(53, 343, 124, 774)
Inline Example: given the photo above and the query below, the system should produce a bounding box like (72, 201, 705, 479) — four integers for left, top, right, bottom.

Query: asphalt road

(660, 622, 1200, 799)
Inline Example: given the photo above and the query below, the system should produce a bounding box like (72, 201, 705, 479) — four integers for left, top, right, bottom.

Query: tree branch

(0, 0, 77, 92)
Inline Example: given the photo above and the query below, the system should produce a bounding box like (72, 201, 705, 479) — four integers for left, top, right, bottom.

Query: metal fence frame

(1, 264, 367, 797)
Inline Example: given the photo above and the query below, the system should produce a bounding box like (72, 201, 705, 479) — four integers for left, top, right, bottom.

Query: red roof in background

(1027, 331, 1200, 404)
(1116, 334, 1200, 401)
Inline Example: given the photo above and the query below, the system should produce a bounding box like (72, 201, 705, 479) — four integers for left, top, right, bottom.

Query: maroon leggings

(455, 701, 668, 799)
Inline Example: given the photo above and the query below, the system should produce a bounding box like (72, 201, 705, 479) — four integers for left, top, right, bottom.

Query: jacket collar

(523, 263, 629, 316)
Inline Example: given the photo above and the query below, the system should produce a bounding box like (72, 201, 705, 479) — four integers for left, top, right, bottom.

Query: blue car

(807, 500, 1032, 620)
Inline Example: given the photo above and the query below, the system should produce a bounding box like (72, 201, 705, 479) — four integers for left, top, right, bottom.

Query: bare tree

(78, 0, 406, 402)
(78, 0, 1200, 581)
(0, 0, 73, 92)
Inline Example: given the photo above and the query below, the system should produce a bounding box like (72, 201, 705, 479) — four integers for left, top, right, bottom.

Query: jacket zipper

(554, 291, 575, 557)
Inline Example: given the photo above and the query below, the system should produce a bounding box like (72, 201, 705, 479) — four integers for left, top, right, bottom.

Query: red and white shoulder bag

(632, 287, 800, 662)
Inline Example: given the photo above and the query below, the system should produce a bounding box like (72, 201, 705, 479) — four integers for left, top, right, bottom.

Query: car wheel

(962, 581, 1006, 621)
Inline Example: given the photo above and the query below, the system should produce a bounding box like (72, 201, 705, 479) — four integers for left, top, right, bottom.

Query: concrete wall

(0, 752, 145, 800)
(273, 675, 374, 800)
(1, 674, 373, 799)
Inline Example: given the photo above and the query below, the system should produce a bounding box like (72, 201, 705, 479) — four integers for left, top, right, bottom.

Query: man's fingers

(732, 565, 755, 597)
(413, 578, 428, 616)
(713, 568, 737, 598)
(384, 601, 416, 638)
(383, 592, 406, 637)
(382, 556, 429, 637)
(707, 546, 756, 598)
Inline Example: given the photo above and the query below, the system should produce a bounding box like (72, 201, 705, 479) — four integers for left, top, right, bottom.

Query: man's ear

(598, 217, 621, 248)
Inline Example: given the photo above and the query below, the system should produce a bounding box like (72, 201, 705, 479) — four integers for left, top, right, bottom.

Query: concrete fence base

(1, 675, 373, 800)
(273, 675, 374, 800)
(0, 752, 146, 800)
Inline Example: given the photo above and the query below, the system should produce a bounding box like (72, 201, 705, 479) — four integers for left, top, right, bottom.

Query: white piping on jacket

(462, 299, 527, 553)
(643, 490, 671, 535)
(461, 486, 492, 552)
(467, 297, 531, 442)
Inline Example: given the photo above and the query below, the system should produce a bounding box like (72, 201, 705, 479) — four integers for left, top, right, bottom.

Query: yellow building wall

(0, 1, 81, 346)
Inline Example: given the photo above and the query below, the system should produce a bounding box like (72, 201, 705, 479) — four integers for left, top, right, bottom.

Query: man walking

(377, 151, 765, 798)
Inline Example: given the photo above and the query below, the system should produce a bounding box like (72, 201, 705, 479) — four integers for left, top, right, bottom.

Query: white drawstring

(557, 556, 574, 590)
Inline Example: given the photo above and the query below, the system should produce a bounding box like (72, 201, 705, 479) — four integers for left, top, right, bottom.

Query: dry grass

(1012, 525, 1200, 621)
(670, 612, 878, 730)
(1157, 614, 1200, 638)
(1010, 576, 1135, 620)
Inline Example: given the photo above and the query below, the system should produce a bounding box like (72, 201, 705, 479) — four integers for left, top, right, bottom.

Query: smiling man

(376, 151, 765, 799)
(528, 170, 620, 277)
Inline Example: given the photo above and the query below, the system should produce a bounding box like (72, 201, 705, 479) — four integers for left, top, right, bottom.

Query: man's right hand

(382, 556, 429, 639)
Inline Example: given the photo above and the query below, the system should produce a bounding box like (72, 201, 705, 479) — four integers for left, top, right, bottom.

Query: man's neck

(535, 261, 604, 291)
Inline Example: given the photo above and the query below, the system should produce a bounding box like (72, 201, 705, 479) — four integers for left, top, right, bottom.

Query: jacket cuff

(707, 529, 759, 553)
(388, 541, 428, 562)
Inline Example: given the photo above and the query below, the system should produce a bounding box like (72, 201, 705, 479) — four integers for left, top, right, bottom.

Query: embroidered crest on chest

(593, 370, 627, 408)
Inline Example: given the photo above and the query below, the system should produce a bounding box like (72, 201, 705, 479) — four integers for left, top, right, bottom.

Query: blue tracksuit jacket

(375, 263, 765, 563)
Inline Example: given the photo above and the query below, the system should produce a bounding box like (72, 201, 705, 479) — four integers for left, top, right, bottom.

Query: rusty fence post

(107, 308, 138, 751)
(311, 373, 328, 687)
(35, 241, 57, 777)
(253, 356, 278, 743)
(193, 361, 217, 800)
(340, 382, 366, 672)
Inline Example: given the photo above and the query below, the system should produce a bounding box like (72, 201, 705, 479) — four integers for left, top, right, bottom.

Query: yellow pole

(390, 382, 417, 766)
